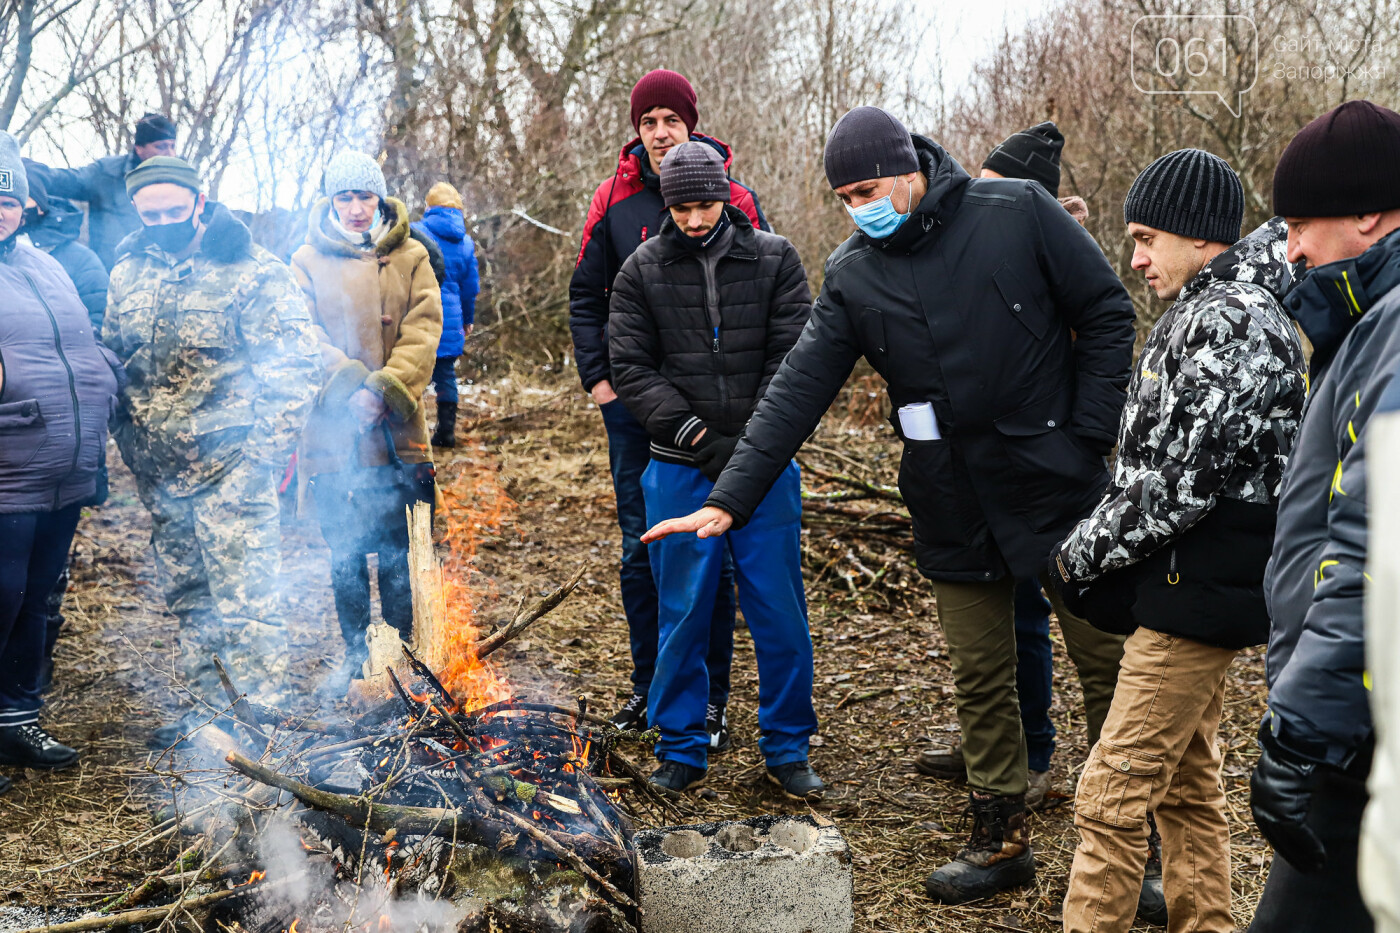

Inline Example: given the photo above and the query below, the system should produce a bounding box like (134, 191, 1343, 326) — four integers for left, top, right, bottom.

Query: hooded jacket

(25, 196, 109, 333)
(1263, 226, 1400, 767)
(0, 240, 120, 513)
(1055, 218, 1307, 648)
(412, 205, 480, 358)
(291, 197, 443, 476)
(104, 202, 322, 495)
(25, 153, 141, 271)
(705, 135, 1136, 583)
(608, 206, 811, 465)
(569, 133, 768, 393)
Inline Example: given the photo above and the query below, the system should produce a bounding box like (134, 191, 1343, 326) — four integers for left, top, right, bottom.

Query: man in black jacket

(1248, 99, 1400, 933)
(609, 142, 819, 798)
(569, 70, 768, 742)
(644, 106, 1136, 903)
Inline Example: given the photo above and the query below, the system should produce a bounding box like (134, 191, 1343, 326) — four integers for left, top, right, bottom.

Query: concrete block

(634, 814, 854, 933)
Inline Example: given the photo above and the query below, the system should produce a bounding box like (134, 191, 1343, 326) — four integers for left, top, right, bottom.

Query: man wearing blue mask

(643, 106, 1136, 903)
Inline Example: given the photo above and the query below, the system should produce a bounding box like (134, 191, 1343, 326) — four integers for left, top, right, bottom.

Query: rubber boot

(1137, 813, 1168, 926)
(925, 791, 1037, 904)
(432, 401, 458, 447)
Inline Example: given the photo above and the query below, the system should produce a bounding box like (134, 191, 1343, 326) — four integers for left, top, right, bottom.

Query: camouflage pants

(136, 456, 289, 700)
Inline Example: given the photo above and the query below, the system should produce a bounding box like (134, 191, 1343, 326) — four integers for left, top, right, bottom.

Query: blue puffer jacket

(412, 207, 479, 358)
(0, 239, 121, 513)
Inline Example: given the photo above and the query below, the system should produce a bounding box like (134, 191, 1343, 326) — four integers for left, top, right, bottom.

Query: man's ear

(1357, 212, 1383, 236)
(195, 192, 208, 219)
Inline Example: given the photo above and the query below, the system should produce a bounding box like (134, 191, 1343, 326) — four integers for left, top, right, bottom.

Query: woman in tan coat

(291, 151, 442, 686)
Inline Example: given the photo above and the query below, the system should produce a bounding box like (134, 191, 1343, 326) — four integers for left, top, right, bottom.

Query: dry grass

(0, 369, 1276, 932)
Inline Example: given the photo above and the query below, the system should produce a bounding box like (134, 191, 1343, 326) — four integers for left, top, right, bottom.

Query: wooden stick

(467, 786, 637, 910)
(211, 656, 273, 749)
(475, 564, 588, 658)
(10, 875, 295, 933)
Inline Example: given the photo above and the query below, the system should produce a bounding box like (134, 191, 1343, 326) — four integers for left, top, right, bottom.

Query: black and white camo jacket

(1056, 217, 1307, 582)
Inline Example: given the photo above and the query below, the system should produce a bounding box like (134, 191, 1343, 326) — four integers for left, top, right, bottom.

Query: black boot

(431, 401, 458, 447)
(925, 792, 1037, 904)
(1137, 813, 1168, 926)
(0, 724, 79, 770)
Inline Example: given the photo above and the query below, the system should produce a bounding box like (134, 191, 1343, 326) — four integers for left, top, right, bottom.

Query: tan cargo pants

(1063, 627, 1238, 933)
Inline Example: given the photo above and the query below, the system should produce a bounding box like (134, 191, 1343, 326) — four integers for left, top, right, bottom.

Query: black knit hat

(659, 141, 731, 208)
(1123, 149, 1243, 244)
(1274, 100, 1400, 217)
(983, 122, 1064, 197)
(824, 107, 919, 189)
(133, 112, 177, 147)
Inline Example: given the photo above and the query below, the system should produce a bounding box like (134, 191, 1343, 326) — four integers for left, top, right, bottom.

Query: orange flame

(378, 916, 393, 932)
(287, 921, 300, 933)
(427, 443, 516, 707)
(243, 869, 266, 885)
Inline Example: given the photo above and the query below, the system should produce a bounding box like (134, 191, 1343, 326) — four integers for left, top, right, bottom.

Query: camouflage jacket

(104, 202, 323, 495)
(1056, 218, 1307, 581)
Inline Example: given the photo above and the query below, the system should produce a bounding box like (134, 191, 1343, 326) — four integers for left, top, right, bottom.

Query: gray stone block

(634, 814, 854, 933)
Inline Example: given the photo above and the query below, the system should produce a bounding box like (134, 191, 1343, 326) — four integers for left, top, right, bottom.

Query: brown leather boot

(924, 791, 1037, 904)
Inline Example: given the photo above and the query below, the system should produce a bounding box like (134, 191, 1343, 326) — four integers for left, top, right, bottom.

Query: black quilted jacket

(607, 206, 811, 465)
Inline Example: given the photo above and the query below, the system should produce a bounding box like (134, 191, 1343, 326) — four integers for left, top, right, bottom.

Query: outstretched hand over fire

(642, 506, 734, 542)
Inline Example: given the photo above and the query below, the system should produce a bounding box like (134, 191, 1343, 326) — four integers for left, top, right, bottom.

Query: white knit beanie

(323, 150, 386, 199)
(0, 131, 28, 204)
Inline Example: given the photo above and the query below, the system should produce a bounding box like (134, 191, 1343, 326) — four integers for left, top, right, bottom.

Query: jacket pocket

(994, 392, 1106, 534)
(993, 262, 1049, 340)
(1075, 741, 1163, 829)
(898, 438, 971, 550)
(0, 398, 46, 471)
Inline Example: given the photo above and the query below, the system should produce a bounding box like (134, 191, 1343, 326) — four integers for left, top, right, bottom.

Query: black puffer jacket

(609, 207, 810, 464)
(705, 135, 1136, 583)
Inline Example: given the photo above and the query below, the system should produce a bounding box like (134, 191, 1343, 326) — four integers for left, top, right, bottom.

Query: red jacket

(568, 133, 768, 391)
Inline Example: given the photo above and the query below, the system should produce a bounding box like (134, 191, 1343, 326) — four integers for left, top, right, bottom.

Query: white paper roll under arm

(897, 402, 941, 441)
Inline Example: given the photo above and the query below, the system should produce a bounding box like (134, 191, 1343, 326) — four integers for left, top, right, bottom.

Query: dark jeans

(0, 505, 82, 725)
(1014, 577, 1056, 772)
(1248, 751, 1374, 933)
(432, 356, 459, 404)
(598, 399, 734, 706)
(311, 465, 435, 655)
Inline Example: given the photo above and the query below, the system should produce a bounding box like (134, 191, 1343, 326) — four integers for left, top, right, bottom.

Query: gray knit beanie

(323, 151, 387, 199)
(1123, 149, 1243, 244)
(824, 107, 919, 189)
(660, 141, 731, 208)
(0, 131, 28, 205)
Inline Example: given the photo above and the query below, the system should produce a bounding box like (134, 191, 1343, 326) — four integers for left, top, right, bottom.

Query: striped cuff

(0, 708, 41, 727)
(674, 416, 706, 449)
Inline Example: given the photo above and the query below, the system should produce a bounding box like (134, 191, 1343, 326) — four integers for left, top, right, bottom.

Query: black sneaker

(1137, 813, 1168, 926)
(706, 703, 731, 753)
(766, 760, 825, 801)
(649, 760, 706, 792)
(0, 724, 79, 770)
(610, 693, 648, 731)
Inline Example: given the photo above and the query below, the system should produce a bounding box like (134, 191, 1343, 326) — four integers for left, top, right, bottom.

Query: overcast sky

(912, 0, 1055, 97)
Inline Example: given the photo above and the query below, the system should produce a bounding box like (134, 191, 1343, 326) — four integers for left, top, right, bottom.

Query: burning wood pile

(62, 632, 684, 933)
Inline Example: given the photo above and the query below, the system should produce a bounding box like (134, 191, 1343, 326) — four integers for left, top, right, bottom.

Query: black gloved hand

(1251, 727, 1328, 873)
(694, 433, 739, 482)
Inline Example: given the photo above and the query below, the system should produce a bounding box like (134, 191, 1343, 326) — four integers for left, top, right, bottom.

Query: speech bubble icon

(1130, 14, 1259, 117)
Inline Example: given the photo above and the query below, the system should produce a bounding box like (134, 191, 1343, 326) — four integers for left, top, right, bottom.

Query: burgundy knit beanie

(630, 70, 698, 134)
(1274, 100, 1400, 217)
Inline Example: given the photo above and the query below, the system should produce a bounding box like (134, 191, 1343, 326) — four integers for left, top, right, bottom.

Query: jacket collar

(616, 132, 736, 186)
(114, 200, 253, 265)
(657, 204, 757, 262)
(1178, 216, 1292, 304)
(863, 135, 971, 253)
(1285, 225, 1400, 372)
(307, 196, 412, 258)
(24, 197, 85, 250)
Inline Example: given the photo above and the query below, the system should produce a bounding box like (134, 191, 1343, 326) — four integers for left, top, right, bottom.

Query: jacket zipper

(21, 269, 83, 509)
(702, 259, 729, 424)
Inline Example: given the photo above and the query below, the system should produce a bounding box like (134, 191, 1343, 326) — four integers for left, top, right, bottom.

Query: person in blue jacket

(413, 182, 479, 448)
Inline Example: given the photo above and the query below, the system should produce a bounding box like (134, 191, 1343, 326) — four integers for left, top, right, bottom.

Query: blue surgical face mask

(846, 176, 913, 239)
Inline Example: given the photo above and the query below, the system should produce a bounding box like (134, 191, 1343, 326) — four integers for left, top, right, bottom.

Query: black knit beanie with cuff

(1123, 148, 1243, 244)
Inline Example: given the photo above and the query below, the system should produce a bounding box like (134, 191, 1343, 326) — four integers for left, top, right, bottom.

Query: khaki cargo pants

(930, 573, 1125, 796)
(1063, 627, 1238, 933)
